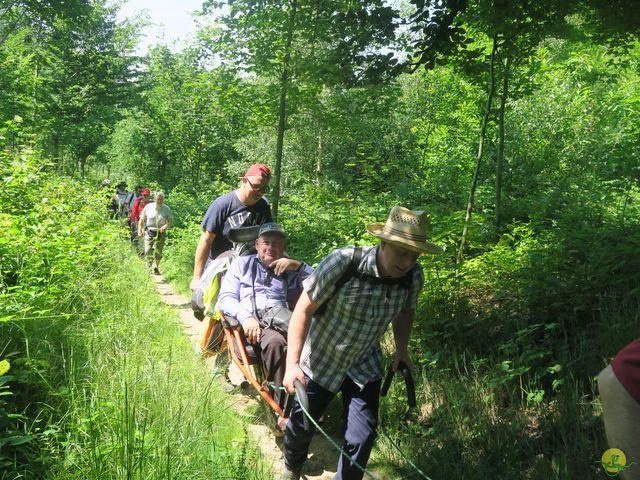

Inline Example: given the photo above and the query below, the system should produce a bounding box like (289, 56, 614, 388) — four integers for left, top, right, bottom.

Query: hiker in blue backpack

(280, 206, 443, 480)
(112, 182, 135, 221)
(218, 222, 314, 427)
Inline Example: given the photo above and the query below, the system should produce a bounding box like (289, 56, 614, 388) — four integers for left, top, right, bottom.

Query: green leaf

(0, 360, 9, 377)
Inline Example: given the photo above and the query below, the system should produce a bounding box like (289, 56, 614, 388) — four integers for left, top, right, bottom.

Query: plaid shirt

(300, 245, 424, 393)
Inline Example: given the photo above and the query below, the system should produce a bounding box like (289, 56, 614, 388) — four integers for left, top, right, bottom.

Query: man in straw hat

(279, 206, 443, 480)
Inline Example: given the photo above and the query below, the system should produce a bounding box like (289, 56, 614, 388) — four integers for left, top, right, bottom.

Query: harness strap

(250, 256, 288, 320)
(316, 246, 413, 316)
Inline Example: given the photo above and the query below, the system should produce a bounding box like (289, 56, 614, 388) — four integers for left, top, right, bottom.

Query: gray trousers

(257, 328, 287, 407)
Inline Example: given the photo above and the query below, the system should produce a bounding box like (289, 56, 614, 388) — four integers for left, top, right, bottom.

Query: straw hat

(366, 206, 443, 255)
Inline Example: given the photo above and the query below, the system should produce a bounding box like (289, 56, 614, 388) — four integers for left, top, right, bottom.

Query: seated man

(217, 222, 314, 410)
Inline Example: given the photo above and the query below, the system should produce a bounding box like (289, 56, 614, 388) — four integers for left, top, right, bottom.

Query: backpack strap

(315, 247, 362, 316)
(315, 247, 414, 316)
(250, 256, 288, 320)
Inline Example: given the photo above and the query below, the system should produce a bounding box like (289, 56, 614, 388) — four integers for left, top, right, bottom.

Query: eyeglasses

(246, 178, 270, 193)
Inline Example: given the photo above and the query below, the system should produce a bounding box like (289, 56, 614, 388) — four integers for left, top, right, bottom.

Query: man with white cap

(138, 191, 173, 275)
(280, 206, 443, 480)
(218, 222, 314, 418)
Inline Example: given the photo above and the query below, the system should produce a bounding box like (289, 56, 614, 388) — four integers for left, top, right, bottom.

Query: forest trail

(150, 273, 344, 480)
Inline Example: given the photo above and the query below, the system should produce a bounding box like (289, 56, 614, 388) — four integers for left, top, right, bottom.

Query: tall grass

(44, 242, 270, 480)
(0, 151, 271, 479)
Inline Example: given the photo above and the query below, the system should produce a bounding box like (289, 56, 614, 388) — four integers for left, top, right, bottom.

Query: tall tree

(199, 0, 400, 218)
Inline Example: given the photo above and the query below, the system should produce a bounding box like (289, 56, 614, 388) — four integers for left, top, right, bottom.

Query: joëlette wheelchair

(199, 225, 295, 428)
(198, 226, 417, 436)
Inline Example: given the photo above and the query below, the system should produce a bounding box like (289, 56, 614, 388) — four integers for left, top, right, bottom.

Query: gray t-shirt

(141, 202, 173, 230)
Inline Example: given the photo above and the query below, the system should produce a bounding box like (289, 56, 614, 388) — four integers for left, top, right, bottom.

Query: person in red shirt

(130, 188, 151, 250)
(598, 338, 640, 479)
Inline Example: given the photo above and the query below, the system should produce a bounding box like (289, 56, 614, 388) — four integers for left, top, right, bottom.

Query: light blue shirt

(217, 255, 314, 327)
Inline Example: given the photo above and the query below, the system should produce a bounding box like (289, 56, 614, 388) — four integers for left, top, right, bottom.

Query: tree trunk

(271, 0, 297, 221)
(32, 61, 38, 124)
(457, 36, 498, 265)
(495, 54, 512, 230)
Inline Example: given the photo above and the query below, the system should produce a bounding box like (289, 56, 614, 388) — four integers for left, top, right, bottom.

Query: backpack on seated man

(191, 253, 232, 353)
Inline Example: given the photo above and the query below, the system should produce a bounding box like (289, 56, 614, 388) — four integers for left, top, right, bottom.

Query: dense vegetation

(2, 0, 639, 478)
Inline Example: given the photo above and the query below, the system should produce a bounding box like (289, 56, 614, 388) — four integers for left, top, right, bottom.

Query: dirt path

(151, 274, 342, 480)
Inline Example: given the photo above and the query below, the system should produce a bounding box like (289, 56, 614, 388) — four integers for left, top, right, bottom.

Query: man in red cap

(190, 164, 273, 290)
(130, 188, 152, 250)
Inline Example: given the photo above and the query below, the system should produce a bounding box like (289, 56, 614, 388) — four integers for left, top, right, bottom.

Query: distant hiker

(130, 188, 151, 248)
(218, 223, 314, 420)
(112, 182, 134, 221)
(129, 185, 143, 214)
(138, 191, 173, 275)
(279, 206, 443, 480)
(598, 338, 640, 480)
(189, 163, 273, 290)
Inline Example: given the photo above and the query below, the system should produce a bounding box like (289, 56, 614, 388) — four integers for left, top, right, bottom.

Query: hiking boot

(278, 466, 301, 480)
(153, 267, 160, 275)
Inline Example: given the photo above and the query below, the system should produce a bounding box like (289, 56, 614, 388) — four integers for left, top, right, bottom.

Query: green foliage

(0, 0, 140, 175)
(2, 1, 640, 477)
(0, 145, 269, 479)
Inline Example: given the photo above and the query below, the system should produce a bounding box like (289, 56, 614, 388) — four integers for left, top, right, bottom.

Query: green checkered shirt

(300, 245, 424, 393)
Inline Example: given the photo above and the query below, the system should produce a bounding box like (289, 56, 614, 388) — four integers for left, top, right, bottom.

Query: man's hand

(243, 317, 262, 344)
(160, 225, 168, 233)
(189, 276, 200, 290)
(283, 364, 306, 394)
(137, 229, 143, 238)
(269, 258, 301, 276)
(392, 352, 414, 374)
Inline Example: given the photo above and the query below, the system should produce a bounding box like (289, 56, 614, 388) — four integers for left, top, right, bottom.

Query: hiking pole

(381, 361, 416, 420)
(380, 362, 434, 480)
(293, 379, 310, 431)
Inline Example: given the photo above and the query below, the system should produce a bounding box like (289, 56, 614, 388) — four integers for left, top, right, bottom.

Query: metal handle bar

(293, 379, 310, 431)
(380, 361, 416, 409)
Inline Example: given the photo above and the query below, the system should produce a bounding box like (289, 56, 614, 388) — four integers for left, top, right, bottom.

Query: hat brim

(367, 223, 444, 255)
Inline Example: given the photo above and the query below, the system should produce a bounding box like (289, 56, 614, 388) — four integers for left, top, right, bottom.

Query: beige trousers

(598, 364, 640, 480)
(144, 231, 166, 268)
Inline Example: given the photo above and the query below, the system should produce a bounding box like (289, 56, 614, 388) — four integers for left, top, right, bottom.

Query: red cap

(244, 164, 271, 179)
(142, 188, 151, 196)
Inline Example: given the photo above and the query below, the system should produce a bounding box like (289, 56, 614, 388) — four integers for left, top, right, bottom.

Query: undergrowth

(0, 143, 269, 479)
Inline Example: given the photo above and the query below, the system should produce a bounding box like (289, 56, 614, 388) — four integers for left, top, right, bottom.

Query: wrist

(295, 261, 304, 272)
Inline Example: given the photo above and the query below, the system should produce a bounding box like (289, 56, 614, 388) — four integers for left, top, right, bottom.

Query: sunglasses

(246, 178, 270, 193)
